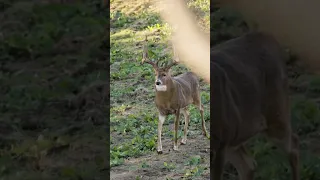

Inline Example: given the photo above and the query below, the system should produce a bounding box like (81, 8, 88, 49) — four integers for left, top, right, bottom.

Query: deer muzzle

(155, 80, 167, 91)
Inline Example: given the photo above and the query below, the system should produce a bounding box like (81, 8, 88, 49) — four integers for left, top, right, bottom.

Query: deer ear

(164, 67, 171, 74)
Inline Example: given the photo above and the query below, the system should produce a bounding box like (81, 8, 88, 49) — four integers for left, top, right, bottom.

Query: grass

(0, 1, 108, 179)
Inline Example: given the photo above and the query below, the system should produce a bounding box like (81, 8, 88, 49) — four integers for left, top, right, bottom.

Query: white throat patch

(156, 85, 167, 91)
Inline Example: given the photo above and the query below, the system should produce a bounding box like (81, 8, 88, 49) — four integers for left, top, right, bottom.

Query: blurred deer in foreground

(156, 0, 300, 179)
(211, 32, 299, 180)
(141, 36, 209, 154)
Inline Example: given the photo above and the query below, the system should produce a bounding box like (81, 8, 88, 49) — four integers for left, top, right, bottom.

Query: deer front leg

(289, 134, 300, 180)
(200, 104, 209, 139)
(180, 108, 190, 145)
(213, 145, 226, 180)
(226, 145, 256, 180)
(157, 113, 166, 154)
(173, 109, 180, 151)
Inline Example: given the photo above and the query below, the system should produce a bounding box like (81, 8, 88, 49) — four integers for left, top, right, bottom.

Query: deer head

(141, 36, 179, 91)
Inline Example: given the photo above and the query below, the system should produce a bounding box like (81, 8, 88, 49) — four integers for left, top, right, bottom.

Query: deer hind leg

(212, 145, 226, 180)
(199, 104, 209, 138)
(180, 108, 190, 145)
(290, 133, 300, 180)
(173, 109, 180, 151)
(226, 145, 256, 180)
(193, 96, 209, 138)
(267, 130, 300, 180)
(265, 82, 300, 179)
(157, 113, 166, 154)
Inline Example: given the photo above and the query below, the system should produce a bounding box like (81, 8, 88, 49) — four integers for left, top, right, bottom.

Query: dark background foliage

(0, 1, 108, 179)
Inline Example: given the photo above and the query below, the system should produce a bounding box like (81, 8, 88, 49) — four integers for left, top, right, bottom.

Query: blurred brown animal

(211, 32, 299, 180)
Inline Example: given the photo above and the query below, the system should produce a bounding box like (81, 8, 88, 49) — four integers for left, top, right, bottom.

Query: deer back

(173, 71, 200, 106)
(211, 32, 287, 147)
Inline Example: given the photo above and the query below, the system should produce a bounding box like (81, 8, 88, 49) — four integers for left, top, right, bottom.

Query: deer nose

(156, 81, 161, 85)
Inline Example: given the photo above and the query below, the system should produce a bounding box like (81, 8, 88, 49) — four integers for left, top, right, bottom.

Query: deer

(141, 36, 209, 154)
(211, 32, 300, 180)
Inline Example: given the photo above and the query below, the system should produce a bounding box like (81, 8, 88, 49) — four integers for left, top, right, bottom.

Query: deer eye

(162, 74, 166, 77)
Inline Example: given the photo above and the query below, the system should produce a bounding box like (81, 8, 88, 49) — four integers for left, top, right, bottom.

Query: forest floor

(0, 1, 108, 179)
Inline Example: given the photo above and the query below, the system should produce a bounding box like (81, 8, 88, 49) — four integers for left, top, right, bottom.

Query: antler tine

(141, 35, 158, 69)
(165, 61, 178, 70)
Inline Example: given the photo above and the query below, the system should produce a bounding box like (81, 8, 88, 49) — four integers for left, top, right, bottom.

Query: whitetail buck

(211, 32, 300, 180)
(141, 36, 209, 154)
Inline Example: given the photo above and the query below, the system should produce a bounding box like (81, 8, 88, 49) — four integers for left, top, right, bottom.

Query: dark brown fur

(211, 32, 299, 180)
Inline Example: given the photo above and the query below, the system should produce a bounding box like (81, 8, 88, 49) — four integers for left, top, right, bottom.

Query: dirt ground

(111, 133, 210, 180)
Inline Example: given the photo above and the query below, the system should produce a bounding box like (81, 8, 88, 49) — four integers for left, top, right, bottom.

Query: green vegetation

(213, 6, 320, 180)
(0, 1, 107, 179)
(110, 0, 210, 179)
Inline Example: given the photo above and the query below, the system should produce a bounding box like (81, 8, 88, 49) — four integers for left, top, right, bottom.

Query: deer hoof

(173, 145, 179, 151)
(253, 159, 258, 169)
(181, 139, 187, 145)
(203, 132, 210, 139)
(157, 147, 163, 154)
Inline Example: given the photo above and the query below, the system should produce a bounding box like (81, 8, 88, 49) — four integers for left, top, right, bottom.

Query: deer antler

(142, 36, 159, 69)
(164, 43, 179, 70)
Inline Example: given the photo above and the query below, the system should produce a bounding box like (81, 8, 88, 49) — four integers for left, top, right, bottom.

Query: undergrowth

(0, 1, 108, 179)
